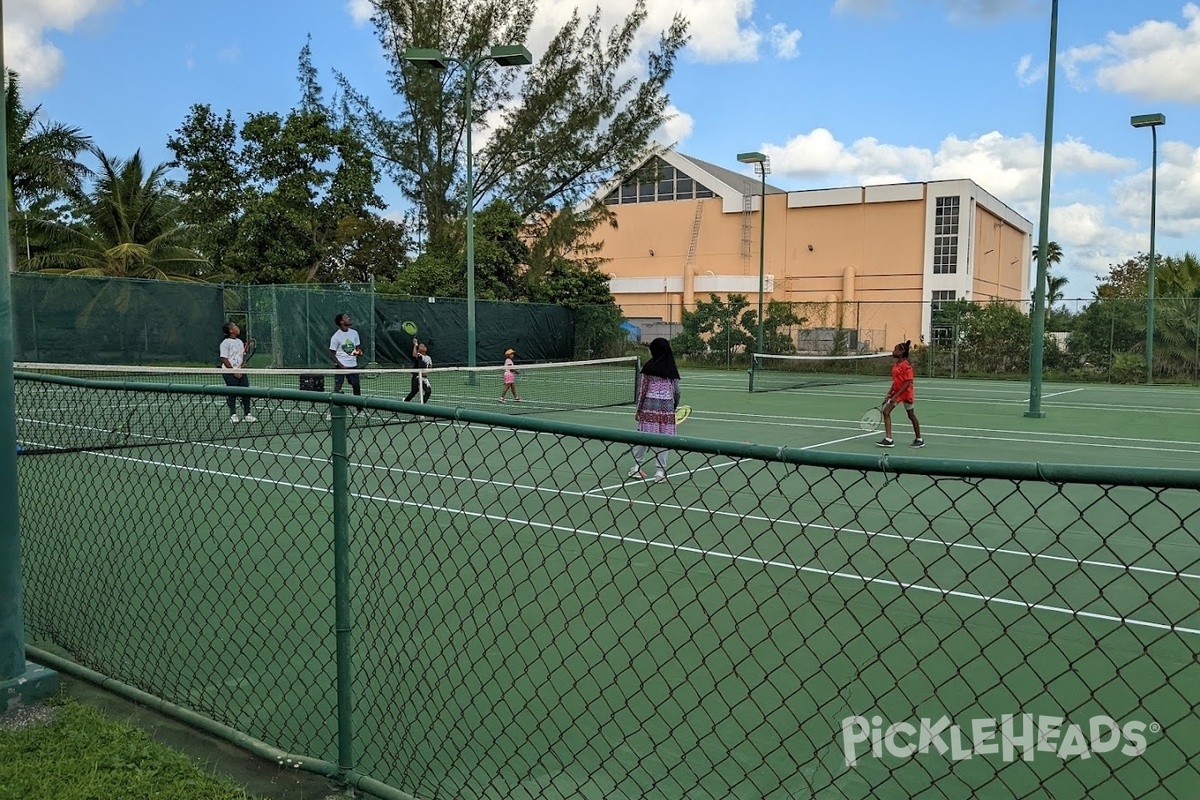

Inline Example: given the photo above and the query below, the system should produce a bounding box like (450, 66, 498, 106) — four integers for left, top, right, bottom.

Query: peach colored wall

(589, 187, 1026, 342)
(972, 207, 1028, 302)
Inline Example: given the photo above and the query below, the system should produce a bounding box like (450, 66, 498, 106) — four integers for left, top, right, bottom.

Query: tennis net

(15, 356, 639, 454)
(749, 352, 893, 392)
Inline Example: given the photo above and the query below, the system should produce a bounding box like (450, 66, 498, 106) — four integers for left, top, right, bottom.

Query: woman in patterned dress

(628, 337, 681, 483)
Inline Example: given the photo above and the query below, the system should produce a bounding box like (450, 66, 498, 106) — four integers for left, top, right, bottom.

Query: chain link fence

(627, 296, 1200, 384)
(14, 373, 1200, 799)
(11, 273, 627, 369)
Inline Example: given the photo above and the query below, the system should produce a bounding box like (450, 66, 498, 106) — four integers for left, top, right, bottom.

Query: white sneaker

(653, 472, 667, 483)
(323, 412, 332, 421)
(242, 414, 257, 423)
(498, 397, 507, 403)
(627, 467, 646, 479)
(230, 414, 239, 423)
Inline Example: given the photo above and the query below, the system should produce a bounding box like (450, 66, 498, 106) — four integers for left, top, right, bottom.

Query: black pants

(334, 371, 361, 395)
(222, 372, 251, 414)
(404, 374, 431, 403)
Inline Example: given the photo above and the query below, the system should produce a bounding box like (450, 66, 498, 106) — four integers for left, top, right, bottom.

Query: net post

(329, 403, 355, 776)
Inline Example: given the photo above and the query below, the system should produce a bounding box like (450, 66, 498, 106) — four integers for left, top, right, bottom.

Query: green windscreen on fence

(10, 273, 628, 369)
(374, 295, 576, 366)
(12, 273, 225, 365)
(13, 373, 1200, 800)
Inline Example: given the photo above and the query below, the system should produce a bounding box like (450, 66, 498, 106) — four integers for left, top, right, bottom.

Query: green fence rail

(14, 374, 1200, 799)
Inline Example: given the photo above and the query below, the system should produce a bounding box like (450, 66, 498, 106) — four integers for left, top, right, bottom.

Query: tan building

(586, 149, 1033, 352)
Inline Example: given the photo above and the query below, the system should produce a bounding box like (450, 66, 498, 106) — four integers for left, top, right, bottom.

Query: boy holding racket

(404, 337, 432, 403)
(499, 347, 521, 402)
(218, 322, 256, 423)
(877, 339, 923, 448)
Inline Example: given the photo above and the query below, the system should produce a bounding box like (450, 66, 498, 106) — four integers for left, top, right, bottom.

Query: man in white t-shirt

(218, 322, 256, 423)
(328, 313, 363, 398)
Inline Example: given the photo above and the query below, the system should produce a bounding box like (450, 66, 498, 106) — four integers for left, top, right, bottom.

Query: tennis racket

(859, 406, 883, 432)
(675, 405, 693, 424)
(402, 320, 418, 335)
(242, 337, 257, 365)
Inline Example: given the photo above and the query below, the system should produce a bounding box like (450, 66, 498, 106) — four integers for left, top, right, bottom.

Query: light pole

(404, 45, 533, 370)
(737, 151, 769, 374)
(1026, 0, 1058, 419)
(1131, 113, 1165, 384)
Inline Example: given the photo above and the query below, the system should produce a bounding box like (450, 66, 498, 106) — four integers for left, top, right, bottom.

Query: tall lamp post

(1026, 0, 1058, 419)
(404, 45, 533, 370)
(1131, 113, 1165, 385)
(737, 151, 769, 390)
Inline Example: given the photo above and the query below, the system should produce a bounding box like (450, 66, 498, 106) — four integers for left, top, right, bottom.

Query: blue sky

(10, 0, 1200, 296)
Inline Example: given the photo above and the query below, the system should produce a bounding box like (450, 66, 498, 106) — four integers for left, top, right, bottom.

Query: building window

(933, 196, 960, 274)
(604, 157, 714, 205)
(931, 289, 956, 312)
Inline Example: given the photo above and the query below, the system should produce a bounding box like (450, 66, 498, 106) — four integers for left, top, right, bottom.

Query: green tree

(1147, 252, 1200, 379)
(323, 213, 412, 283)
(740, 300, 805, 354)
(1031, 240, 1063, 268)
(672, 294, 753, 362)
(25, 149, 208, 280)
(168, 43, 385, 283)
(5, 70, 92, 269)
(165, 104, 245, 275)
(338, 0, 689, 249)
(1094, 254, 1149, 299)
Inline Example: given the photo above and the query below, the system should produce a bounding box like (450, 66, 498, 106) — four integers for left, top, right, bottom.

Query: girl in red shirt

(877, 340, 923, 448)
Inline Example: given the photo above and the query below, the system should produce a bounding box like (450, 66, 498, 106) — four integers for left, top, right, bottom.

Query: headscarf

(642, 337, 680, 380)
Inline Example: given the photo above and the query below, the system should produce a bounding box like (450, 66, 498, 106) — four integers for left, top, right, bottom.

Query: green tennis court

(15, 366, 1200, 799)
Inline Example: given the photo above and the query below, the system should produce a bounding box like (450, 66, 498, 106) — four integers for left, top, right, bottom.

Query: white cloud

(4, 0, 122, 90)
(1064, 3, 1200, 102)
(1114, 140, 1200, 241)
(768, 23, 801, 59)
(655, 104, 695, 148)
(216, 46, 241, 64)
(531, 0, 762, 64)
(346, 0, 373, 26)
(1015, 53, 1044, 86)
(833, 0, 1039, 23)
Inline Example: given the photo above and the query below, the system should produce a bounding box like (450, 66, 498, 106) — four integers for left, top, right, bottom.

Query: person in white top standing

(499, 347, 521, 403)
(218, 322, 255, 423)
(328, 313, 363, 400)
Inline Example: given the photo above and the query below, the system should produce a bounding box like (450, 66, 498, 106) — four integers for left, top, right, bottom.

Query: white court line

(1041, 387, 1087, 400)
(589, 428, 878, 494)
(72, 447, 1200, 638)
(573, 406, 1200, 453)
(63, 432, 1200, 585)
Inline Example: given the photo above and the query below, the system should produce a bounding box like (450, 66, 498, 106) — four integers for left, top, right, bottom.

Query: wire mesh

(14, 374, 1200, 800)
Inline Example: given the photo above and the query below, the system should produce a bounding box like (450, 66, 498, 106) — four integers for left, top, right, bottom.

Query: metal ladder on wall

(685, 199, 704, 272)
(741, 180, 754, 263)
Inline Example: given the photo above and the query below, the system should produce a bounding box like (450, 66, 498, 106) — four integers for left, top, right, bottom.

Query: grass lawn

(0, 698, 254, 800)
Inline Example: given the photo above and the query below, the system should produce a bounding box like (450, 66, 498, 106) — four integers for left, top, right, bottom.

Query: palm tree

(5, 70, 92, 267)
(1149, 252, 1200, 378)
(1032, 240, 1063, 268)
(26, 149, 210, 280)
(1031, 241, 1068, 318)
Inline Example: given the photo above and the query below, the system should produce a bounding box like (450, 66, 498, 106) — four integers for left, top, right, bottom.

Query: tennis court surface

(14, 363, 1200, 799)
